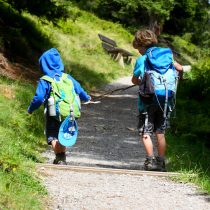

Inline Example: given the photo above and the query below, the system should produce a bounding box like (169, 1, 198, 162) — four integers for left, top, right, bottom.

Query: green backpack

(41, 73, 81, 120)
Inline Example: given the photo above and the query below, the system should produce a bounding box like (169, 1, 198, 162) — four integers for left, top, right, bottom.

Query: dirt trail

(43, 76, 146, 169)
(41, 77, 210, 210)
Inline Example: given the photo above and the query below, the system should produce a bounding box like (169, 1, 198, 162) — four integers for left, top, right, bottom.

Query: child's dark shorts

(45, 115, 62, 145)
(138, 105, 168, 136)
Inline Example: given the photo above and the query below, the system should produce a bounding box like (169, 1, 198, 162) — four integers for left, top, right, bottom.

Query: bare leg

(155, 133, 166, 157)
(141, 134, 159, 170)
(51, 140, 67, 165)
(155, 133, 167, 171)
(141, 134, 154, 157)
(51, 139, 66, 154)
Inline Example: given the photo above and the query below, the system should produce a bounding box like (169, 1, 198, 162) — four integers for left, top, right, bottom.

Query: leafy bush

(0, 2, 55, 62)
(170, 54, 210, 151)
(184, 58, 210, 100)
(4, 0, 69, 20)
(172, 36, 197, 57)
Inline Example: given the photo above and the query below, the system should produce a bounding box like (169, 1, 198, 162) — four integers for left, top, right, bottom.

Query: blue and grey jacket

(28, 48, 91, 113)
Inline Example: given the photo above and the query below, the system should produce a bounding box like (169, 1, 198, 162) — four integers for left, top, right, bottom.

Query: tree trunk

(149, 16, 162, 36)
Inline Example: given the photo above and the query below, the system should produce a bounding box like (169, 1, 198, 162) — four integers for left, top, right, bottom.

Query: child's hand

(27, 107, 32, 114)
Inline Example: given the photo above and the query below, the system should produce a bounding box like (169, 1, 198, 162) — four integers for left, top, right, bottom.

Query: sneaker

(156, 156, 166, 172)
(144, 156, 158, 171)
(53, 152, 67, 165)
(53, 160, 67, 165)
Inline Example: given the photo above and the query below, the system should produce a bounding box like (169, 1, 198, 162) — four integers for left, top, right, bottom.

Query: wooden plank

(36, 163, 181, 177)
(101, 43, 133, 58)
(99, 33, 133, 58)
(101, 42, 115, 52)
(98, 34, 117, 47)
(109, 47, 134, 57)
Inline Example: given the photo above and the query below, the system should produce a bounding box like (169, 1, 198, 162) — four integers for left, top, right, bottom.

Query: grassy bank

(0, 77, 47, 209)
(166, 35, 210, 193)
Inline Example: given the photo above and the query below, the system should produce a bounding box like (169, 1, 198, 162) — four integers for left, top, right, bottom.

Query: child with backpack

(28, 48, 91, 165)
(131, 29, 190, 171)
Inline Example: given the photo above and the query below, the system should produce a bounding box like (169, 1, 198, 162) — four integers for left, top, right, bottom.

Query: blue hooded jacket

(28, 48, 91, 113)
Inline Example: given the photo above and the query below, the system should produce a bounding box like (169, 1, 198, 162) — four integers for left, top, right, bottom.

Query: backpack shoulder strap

(61, 73, 73, 84)
(41, 75, 58, 97)
(41, 75, 54, 83)
(61, 73, 68, 79)
(61, 73, 74, 87)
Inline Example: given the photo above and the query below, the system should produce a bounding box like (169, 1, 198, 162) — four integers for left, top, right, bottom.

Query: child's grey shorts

(45, 115, 62, 145)
(138, 105, 168, 136)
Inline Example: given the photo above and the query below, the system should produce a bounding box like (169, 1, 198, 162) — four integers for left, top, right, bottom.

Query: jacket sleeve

(27, 79, 50, 113)
(133, 55, 146, 79)
(67, 75, 91, 102)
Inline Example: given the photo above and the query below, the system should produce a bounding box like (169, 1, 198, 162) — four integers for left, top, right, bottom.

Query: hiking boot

(53, 152, 67, 165)
(156, 156, 166, 172)
(144, 156, 158, 171)
(53, 160, 67, 165)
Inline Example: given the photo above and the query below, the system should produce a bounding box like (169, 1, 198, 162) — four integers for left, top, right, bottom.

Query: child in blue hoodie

(28, 48, 91, 165)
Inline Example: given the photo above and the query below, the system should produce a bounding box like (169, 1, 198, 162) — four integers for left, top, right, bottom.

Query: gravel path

(41, 77, 210, 210)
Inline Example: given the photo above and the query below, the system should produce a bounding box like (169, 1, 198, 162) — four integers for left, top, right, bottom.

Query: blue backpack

(139, 47, 178, 117)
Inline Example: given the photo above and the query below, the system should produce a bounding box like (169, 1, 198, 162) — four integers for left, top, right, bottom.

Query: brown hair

(133, 29, 158, 49)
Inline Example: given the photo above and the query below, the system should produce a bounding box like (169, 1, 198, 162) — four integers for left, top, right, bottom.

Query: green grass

(165, 35, 210, 192)
(0, 77, 47, 209)
(21, 6, 136, 90)
(0, 167, 47, 210)
(166, 133, 210, 193)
